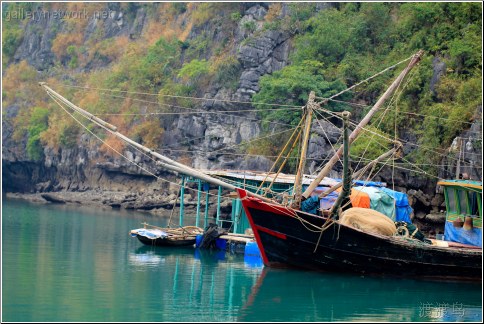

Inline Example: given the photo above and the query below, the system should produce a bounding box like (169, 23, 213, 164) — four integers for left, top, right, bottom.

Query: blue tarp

(380, 187, 413, 223)
(444, 221, 482, 247)
(301, 185, 413, 224)
(308, 186, 339, 210)
(329, 179, 384, 187)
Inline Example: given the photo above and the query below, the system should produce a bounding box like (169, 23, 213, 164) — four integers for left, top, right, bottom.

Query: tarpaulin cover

(444, 221, 482, 247)
(380, 187, 413, 223)
(131, 228, 168, 239)
(329, 179, 385, 187)
(354, 186, 396, 221)
(335, 187, 371, 208)
(312, 186, 339, 210)
(304, 185, 412, 223)
(301, 195, 320, 214)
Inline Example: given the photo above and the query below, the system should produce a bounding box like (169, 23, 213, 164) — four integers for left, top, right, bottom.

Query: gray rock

(430, 194, 444, 208)
(41, 193, 66, 204)
(14, 10, 60, 70)
(415, 211, 427, 220)
(425, 213, 446, 224)
(408, 189, 431, 207)
(245, 5, 267, 21)
(129, 7, 146, 39)
(430, 56, 446, 95)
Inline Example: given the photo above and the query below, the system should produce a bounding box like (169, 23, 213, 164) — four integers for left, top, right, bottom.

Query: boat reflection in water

(238, 267, 482, 322)
(128, 246, 481, 322)
(127, 246, 264, 322)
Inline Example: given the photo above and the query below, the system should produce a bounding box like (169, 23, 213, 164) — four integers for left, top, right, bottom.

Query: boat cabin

(437, 180, 482, 247)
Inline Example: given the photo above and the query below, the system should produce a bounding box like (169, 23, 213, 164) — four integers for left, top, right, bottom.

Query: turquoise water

(2, 198, 482, 322)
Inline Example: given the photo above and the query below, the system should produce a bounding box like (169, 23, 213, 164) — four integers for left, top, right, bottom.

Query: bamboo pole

(302, 50, 424, 200)
(40, 82, 276, 203)
(293, 91, 315, 208)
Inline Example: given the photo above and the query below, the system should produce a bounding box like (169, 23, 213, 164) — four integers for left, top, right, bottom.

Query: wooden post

(196, 179, 202, 227)
(179, 176, 185, 226)
(216, 186, 222, 227)
(204, 184, 210, 228)
(302, 50, 424, 200)
(456, 137, 462, 179)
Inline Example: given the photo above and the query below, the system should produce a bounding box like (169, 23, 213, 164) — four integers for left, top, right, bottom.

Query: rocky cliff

(2, 2, 482, 226)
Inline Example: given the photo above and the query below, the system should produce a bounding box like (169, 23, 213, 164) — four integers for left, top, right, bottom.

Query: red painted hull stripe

(255, 225, 287, 240)
(236, 188, 270, 264)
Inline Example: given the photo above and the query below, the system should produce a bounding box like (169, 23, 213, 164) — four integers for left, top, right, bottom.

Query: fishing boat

(235, 50, 482, 281)
(437, 180, 482, 248)
(130, 223, 204, 247)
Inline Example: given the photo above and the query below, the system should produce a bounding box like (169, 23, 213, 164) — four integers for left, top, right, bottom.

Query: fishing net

(340, 207, 397, 236)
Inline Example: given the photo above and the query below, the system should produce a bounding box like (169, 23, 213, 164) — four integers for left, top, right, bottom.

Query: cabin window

(446, 188, 457, 213)
(457, 189, 468, 215)
(468, 191, 479, 216)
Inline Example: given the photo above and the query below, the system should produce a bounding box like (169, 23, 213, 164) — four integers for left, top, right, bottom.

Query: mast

(329, 111, 351, 219)
(302, 49, 424, 200)
(293, 91, 315, 208)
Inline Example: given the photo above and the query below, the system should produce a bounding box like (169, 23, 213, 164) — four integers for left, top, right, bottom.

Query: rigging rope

(255, 118, 304, 195)
(314, 54, 415, 102)
(59, 83, 303, 108)
(326, 98, 477, 126)
(46, 91, 230, 199)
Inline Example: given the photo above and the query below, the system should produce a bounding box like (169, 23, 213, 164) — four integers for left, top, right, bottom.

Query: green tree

(178, 59, 210, 83)
(252, 61, 347, 127)
(27, 107, 50, 161)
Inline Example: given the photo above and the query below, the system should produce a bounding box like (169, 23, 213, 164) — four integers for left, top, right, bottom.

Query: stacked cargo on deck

(312, 181, 413, 223)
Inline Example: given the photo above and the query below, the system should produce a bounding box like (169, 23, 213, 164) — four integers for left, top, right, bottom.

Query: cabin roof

(204, 169, 385, 187)
(437, 179, 483, 191)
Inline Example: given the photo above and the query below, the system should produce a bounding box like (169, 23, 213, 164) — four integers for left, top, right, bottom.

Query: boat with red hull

(235, 50, 481, 281)
(237, 188, 482, 280)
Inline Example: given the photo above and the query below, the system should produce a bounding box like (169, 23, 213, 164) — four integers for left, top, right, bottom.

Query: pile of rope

(340, 207, 397, 236)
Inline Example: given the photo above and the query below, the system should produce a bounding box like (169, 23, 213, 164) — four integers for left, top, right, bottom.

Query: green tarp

(354, 186, 396, 221)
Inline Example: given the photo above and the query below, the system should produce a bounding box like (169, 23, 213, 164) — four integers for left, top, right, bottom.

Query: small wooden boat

(130, 223, 204, 247)
(437, 180, 482, 247)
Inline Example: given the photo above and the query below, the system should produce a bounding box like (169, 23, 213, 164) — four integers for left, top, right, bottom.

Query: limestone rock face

(2, 2, 481, 231)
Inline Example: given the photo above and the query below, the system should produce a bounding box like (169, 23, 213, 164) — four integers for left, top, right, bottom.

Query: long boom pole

(40, 82, 274, 200)
(302, 50, 424, 200)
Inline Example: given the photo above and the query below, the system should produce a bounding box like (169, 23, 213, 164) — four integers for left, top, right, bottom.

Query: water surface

(2, 198, 482, 322)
